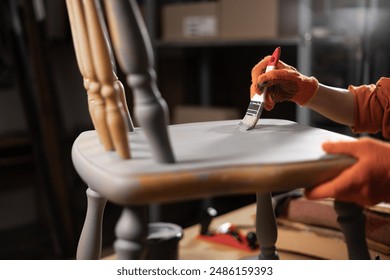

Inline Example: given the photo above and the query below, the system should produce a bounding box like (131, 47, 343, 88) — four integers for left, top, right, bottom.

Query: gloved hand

(305, 137, 390, 206)
(250, 56, 319, 110)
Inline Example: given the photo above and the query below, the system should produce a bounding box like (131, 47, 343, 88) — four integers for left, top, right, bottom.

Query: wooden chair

(67, 0, 371, 260)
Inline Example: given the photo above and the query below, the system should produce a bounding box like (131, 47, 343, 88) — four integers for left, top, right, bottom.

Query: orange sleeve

(349, 77, 390, 139)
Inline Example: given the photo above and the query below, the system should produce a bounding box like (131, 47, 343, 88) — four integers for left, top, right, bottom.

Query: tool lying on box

(198, 207, 258, 251)
(238, 47, 281, 131)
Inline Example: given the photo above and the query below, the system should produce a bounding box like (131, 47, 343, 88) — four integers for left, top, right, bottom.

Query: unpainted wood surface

(66, 0, 131, 159)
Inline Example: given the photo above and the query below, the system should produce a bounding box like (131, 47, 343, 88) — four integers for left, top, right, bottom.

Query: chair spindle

(67, 0, 131, 159)
(66, 0, 114, 151)
(104, 0, 175, 163)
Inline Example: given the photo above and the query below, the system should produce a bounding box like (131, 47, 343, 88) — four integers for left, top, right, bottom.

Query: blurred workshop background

(0, 0, 389, 259)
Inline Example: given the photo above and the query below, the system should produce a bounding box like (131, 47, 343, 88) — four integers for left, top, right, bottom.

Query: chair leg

(256, 193, 279, 260)
(114, 205, 148, 260)
(77, 188, 107, 259)
(334, 200, 371, 260)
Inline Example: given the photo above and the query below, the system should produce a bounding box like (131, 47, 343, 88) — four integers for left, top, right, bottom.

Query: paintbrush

(238, 47, 281, 131)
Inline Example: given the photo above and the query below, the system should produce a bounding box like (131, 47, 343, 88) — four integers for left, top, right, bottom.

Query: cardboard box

(162, 2, 219, 41)
(220, 0, 279, 40)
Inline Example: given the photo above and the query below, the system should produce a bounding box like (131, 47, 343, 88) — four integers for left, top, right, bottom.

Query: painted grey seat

(67, 0, 370, 260)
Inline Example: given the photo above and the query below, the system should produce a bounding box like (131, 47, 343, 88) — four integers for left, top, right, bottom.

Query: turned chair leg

(114, 205, 149, 260)
(334, 200, 371, 260)
(256, 193, 279, 260)
(77, 188, 107, 260)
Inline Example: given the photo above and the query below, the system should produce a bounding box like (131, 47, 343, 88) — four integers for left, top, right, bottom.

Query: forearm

(306, 83, 354, 126)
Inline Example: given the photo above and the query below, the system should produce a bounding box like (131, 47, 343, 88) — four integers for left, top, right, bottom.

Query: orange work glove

(305, 138, 390, 206)
(250, 56, 319, 110)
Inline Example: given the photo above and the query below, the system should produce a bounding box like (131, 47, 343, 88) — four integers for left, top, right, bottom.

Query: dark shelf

(155, 36, 300, 48)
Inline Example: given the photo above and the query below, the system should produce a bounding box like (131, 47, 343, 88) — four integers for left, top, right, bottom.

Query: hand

(250, 56, 319, 110)
(305, 138, 390, 206)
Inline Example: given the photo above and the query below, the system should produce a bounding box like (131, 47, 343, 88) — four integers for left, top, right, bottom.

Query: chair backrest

(66, 0, 173, 162)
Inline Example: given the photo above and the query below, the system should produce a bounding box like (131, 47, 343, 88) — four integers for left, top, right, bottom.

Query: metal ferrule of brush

(246, 100, 264, 117)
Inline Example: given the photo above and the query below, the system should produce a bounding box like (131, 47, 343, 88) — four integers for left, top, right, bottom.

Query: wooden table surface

(103, 203, 317, 260)
(179, 203, 316, 260)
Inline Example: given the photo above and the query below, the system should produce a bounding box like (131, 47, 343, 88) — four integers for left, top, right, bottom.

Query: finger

(304, 181, 336, 200)
(264, 94, 275, 111)
(305, 183, 360, 202)
(250, 82, 275, 110)
(322, 140, 360, 156)
(304, 166, 357, 200)
(308, 193, 367, 207)
(251, 56, 271, 82)
(257, 69, 298, 88)
(264, 103, 274, 111)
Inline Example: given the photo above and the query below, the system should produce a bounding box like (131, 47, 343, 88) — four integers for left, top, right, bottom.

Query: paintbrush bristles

(238, 99, 264, 131)
(238, 114, 260, 131)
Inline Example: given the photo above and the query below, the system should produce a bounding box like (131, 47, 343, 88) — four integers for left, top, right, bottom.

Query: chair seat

(72, 119, 355, 205)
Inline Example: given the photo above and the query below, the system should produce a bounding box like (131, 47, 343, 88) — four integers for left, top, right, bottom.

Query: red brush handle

(267, 47, 281, 67)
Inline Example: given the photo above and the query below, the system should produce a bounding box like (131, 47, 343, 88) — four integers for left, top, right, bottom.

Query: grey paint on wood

(104, 0, 175, 163)
(76, 188, 107, 259)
